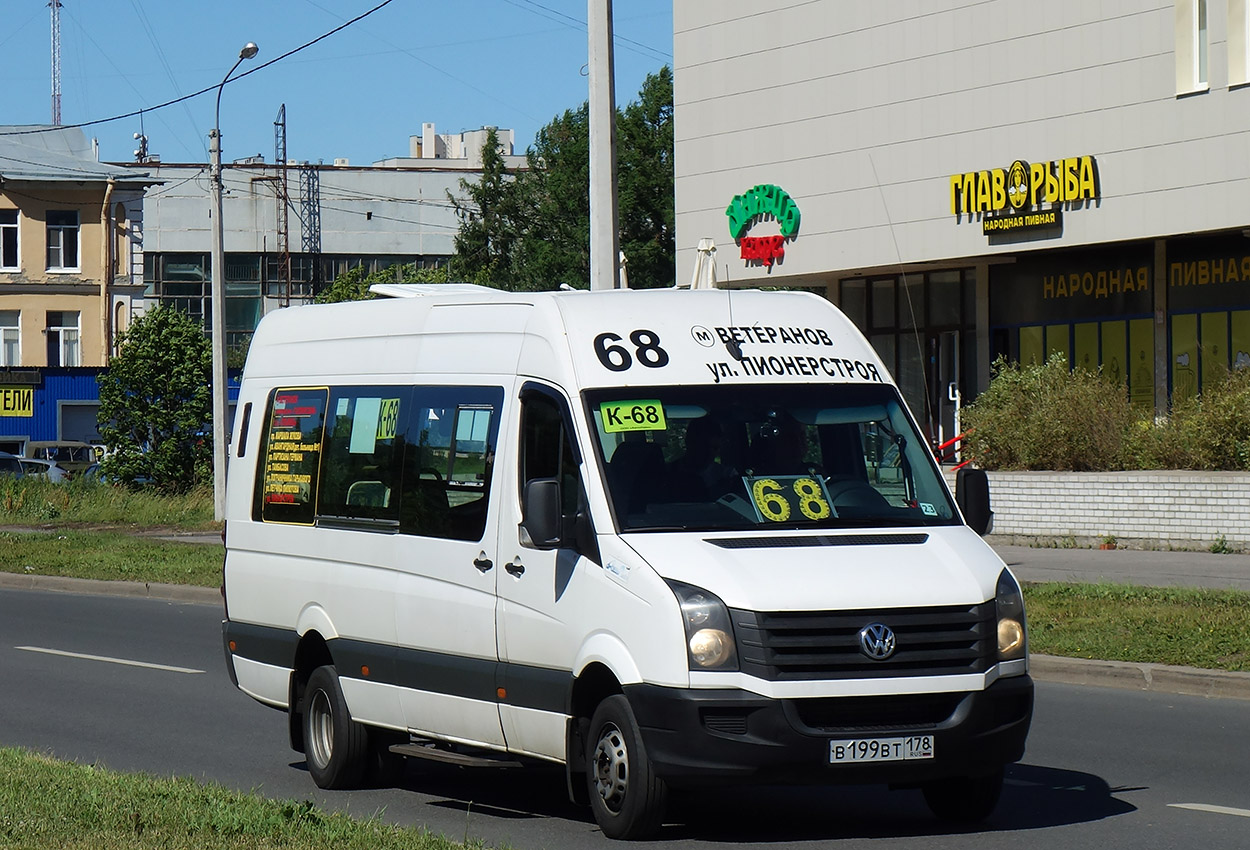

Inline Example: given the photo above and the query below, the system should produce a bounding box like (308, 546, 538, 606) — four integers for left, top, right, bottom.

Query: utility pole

(588, 0, 620, 290)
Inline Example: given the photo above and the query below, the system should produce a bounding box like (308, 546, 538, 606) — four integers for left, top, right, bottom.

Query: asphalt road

(1, 587, 1247, 849)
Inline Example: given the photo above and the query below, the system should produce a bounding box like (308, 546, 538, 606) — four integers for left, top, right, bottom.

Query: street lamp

(210, 41, 258, 521)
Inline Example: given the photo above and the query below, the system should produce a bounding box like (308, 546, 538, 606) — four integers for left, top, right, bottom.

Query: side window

(254, 387, 329, 525)
(520, 390, 580, 517)
(317, 387, 409, 524)
(400, 386, 502, 541)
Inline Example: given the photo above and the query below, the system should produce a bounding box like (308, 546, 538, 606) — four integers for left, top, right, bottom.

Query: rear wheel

(585, 695, 667, 840)
(302, 665, 370, 789)
(922, 769, 1004, 822)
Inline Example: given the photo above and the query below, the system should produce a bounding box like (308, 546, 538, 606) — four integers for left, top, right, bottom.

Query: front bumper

(624, 674, 1033, 788)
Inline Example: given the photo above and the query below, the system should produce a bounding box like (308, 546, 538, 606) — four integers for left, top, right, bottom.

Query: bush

(964, 357, 1250, 471)
(962, 355, 1139, 470)
(1124, 368, 1250, 470)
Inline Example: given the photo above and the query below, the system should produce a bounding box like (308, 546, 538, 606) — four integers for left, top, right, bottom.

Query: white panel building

(125, 124, 523, 350)
(675, 1, 1250, 443)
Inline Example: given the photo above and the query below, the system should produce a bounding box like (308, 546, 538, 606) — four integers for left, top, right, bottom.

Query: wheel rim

(307, 688, 334, 770)
(592, 721, 629, 813)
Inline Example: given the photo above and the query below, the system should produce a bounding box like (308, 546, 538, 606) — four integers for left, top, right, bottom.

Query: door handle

(504, 560, 525, 578)
(473, 553, 493, 572)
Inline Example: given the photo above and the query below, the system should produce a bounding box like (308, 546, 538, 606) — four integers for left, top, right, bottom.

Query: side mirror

(522, 477, 562, 549)
(956, 467, 994, 536)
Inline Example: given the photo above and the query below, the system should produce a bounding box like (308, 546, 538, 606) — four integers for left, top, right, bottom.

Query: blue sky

(2, 0, 672, 166)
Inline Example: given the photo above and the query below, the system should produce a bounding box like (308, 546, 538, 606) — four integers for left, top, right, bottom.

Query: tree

(314, 263, 450, 304)
(510, 104, 591, 290)
(448, 67, 675, 291)
(96, 306, 212, 491)
(617, 67, 675, 289)
(448, 127, 521, 288)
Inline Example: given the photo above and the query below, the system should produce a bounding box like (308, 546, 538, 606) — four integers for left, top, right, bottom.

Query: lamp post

(210, 41, 258, 521)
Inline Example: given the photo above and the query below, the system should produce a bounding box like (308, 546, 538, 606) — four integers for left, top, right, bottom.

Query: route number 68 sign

(745, 475, 834, 522)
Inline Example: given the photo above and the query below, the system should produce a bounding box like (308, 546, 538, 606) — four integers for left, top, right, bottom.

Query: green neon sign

(725, 184, 801, 240)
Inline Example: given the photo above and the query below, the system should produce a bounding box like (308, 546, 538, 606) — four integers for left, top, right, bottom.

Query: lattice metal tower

(299, 163, 322, 292)
(274, 105, 292, 306)
(50, 0, 62, 125)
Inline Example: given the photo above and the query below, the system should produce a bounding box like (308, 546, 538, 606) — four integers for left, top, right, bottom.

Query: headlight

(666, 580, 739, 670)
(995, 569, 1027, 660)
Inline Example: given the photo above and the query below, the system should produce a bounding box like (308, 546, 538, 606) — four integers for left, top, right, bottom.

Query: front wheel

(922, 769, 1004, 822)
(302, 665, 370, 789)
(585, 695, 667, 840)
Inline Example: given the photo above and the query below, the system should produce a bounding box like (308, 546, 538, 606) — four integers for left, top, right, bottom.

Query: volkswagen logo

(858, 623, 896, 660)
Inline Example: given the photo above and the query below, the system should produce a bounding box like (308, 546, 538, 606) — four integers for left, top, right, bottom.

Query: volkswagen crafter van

(222, 284, 1031, 839)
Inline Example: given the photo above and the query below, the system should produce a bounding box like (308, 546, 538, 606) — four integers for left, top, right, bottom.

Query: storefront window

(839, 278, 866, 330)
(928, 270, 963, 327)
(870, 278, 895, 329)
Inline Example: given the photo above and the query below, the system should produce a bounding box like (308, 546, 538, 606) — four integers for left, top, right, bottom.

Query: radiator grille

(732, 602, 995, 681)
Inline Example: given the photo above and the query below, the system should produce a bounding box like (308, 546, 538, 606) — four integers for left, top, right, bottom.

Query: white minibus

(222, 284, 1031, 839)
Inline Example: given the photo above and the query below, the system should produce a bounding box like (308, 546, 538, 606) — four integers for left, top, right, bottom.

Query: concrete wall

(966, 470, 1250, 549)
(674, 1, 1250, 285)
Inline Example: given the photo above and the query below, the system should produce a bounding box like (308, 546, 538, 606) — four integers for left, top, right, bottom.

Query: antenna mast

(50, 0, 62, 125)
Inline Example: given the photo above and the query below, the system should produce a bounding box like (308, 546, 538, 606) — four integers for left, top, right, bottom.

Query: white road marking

(1169, 803, 1250, 818)
(15, 646, 204, 674)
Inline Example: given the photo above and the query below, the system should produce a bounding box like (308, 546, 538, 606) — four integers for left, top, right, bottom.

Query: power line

(0, 0, 396, 140)
(502, 0, 671, 63)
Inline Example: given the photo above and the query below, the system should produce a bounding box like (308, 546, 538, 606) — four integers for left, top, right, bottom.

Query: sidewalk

(989, 537, 1250, 592)
(151, 530, 1250, 593)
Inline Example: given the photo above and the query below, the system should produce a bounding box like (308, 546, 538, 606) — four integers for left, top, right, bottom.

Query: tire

(922, 769, 1004, 822)
(302, 665, 370, 790)
(585, 695, 667, 840)
(369, 730, 408, 787)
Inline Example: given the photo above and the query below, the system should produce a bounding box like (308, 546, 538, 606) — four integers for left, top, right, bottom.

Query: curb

(0, 571, 221, 605)
(1030, 654, 1250, 701)
(3, 572, 1248, 702)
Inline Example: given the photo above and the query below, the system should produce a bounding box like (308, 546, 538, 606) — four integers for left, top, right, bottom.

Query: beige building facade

(1, 126, 153, 370)
(675, 1, 1250, 447)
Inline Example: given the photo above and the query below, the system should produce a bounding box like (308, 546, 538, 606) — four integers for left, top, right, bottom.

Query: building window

(46, 210, 80, 271)
(145, 252, 209, 327)
(1176, 0, 1210, 93)
(1, 210, 18, 270)
(46, 310, 80, 367)
(0, 310, 18, 366)
(1232, 0, 1250, 85)
(1197, 0, 1209, 85)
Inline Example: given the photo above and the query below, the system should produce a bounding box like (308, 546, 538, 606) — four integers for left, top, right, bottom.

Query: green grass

(0, 748, 476, 850)
(1023, 582, 1250, 672)
(0, 477, 215, 530)
(0, 531, 222, 587)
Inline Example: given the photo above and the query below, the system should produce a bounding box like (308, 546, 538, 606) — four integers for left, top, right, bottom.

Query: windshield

(584, 384, 959, 533)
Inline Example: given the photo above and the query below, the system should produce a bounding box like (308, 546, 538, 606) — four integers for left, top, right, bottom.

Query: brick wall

(945, 471, 1250, 549)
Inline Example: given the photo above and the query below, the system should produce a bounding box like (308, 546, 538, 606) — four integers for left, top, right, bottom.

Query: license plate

(829, 735, 934, 764)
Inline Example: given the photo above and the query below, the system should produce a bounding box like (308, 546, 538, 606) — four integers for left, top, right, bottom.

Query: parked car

(0, 451, 24, 479)
(24, 441, 97, 475)
(81, 463, 153, 487)
(18, 458, 70, 482)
